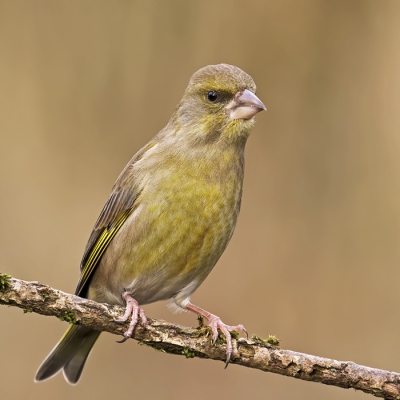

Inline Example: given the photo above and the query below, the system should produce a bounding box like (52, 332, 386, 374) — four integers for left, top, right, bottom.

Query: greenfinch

(35, 64, 266, 384)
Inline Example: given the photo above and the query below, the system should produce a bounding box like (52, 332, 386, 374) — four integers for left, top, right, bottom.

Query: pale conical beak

(228, 89, 267, 120)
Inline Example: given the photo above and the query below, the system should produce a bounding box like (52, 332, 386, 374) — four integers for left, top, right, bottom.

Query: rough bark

(1, 274, 399, 399)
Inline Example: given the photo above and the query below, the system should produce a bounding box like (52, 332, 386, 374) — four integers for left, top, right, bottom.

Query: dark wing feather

(75, 206, 136, 297)
(74, 140, 158, 297)
(94, 188, 137, 231)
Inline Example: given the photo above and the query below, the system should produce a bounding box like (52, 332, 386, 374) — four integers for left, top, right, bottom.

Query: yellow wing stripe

(76, 208, 134, 296)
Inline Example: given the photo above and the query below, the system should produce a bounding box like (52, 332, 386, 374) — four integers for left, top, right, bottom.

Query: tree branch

(1, 273, 399, 399)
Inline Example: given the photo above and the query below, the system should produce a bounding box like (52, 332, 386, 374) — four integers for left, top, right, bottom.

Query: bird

(35, 63, 266, 384)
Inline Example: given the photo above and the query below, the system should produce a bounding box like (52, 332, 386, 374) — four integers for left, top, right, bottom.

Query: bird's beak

(228, 89, 267, 120)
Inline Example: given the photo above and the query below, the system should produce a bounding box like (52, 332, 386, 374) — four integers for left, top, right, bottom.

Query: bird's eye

(207, 90, 218, 102)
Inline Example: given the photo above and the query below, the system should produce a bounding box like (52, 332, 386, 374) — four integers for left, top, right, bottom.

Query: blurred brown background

(1, 1, 399, 399)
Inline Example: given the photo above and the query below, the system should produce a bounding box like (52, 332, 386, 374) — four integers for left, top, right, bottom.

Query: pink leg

(185, 302, 247, 367)
(114, 293, 147, 343)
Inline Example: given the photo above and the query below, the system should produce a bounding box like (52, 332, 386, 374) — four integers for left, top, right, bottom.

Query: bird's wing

(74, 140, 158, 297)
(74, 201, 138, 297)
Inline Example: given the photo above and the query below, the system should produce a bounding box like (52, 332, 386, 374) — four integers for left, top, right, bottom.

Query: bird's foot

(186, 302, 247, 367)
(114, 293, 147, 343)
(207, 315, 247, 367)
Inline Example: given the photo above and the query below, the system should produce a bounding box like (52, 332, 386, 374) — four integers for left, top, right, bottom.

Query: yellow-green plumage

(35, 64, 265, 384)
(89, 137, 246, 307)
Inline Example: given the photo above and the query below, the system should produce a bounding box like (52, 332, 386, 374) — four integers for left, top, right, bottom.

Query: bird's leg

(185, 302, 247, 367)
(114, 292, 147, 343)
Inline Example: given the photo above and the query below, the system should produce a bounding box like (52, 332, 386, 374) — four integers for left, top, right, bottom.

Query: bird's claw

(116, 336, 129, 344)
(114, 293, 147, 343)
(185, 303, 246, 367)
(207, 316, 247, 368)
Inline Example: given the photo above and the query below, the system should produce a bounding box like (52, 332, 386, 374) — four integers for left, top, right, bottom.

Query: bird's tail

(35, 324, 100, 384)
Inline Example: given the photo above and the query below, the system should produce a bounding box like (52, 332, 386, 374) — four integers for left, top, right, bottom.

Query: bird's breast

(89, 147, 245, 305)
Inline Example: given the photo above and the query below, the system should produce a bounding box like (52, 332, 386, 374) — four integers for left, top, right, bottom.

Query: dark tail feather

(35, 325, 100, 384)
(63, 328, 100, 384)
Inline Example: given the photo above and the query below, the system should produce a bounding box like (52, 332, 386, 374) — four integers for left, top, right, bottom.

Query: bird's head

(176, 64, 266, 143)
